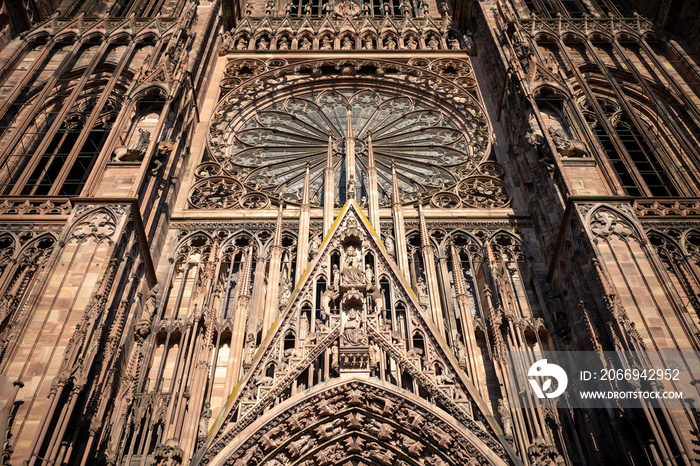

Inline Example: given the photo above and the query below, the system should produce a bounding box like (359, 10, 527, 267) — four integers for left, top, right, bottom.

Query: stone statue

(321, 36, 333, 50)
(280, 277, 292, 304)
(341, 37, 353, 50)
(548, 126, 588, 157)
(331, 264, 340, 290)
(383, 2, 391, 16)
(427, 36, 439, 50)
(363, 37, 373, 49)
(278, 37, 290, 50)
(419, 0, 429, 15)
(342, 245, 364, 283)
(416, 277, 428, 305)
(406, 37, 418, 49)
(343, 307, 363, 345)
(236, 38, 248, 50)
(364, 264, 374, 285)
(309, 234, 320, 259)
(258, 37, 269, 50)
(449, 37, 460, 50)
(331, 341, 339, 371)
(498, 399, 513, 440)
(384, 235, 395, 258)
(198, 403, 212, 443)
(300, 37, 312, 50)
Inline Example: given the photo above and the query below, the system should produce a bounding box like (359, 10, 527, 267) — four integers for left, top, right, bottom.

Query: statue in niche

(243, 333, 256, 365)
(406, 37, 418, 50)
(198, 403, 212, 444)
(498, 399, 514, 440)
(341, 37, 353, 50)
(221, 32, 233, 52)
(385, 37, 397, 49)
(331, 341, 339, 371)
(321, 36, 333, 50)
(236, 38, 248, 50)
(342, 245, 364, 284)
(427, 36, 439, 50)
(369, 342, 380, 370)
(330, 264, 340, 290)
(363, 37, 373, 50)
(309, 234, 320, 259)
(416, 277, 428, 306)
(364, 264, 373, 285)
(300, 37, 312, 50)
(543, 52, 559, 75)
(342, 307, 364, 345)
(449, 37, 460, 50)
(258, 37, 269, 50)
(384, 235, 395, 259)
(548, 126, 588, 157)
(280, 277, 292, 304)
(278, 37, 290, 50)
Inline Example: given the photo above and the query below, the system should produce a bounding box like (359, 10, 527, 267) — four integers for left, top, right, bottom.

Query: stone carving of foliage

(456, 177, 510, 208)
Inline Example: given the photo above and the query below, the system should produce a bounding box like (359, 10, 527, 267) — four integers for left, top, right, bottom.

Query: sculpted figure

(342, 245, 364, 283)
(300, 37, 312, 50)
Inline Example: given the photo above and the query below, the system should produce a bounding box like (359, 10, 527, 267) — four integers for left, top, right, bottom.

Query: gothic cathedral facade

(0, 0, 699, 464)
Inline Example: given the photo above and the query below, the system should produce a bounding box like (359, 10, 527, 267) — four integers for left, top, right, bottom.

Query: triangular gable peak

(317, 16, 337, 35)
(296, 17, 316, 35)
(199, 200, 514, 463)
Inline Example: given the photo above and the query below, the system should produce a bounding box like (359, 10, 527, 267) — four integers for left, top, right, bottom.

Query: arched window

(580, 94, 684, 197)
(0, 75, 125, 196)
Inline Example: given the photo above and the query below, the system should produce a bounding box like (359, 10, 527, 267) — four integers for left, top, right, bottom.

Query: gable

(196, 200, 518, 464)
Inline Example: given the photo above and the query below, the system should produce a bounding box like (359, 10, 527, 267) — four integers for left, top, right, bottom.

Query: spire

(296, 163, 311, 283)
(263, 202, 285, 333)
(418, 202, 430, 248)
(390, 160, 410, 279)
(324, 132, 334, 236)
(345, 106, 356, 200)
(301, 161, 310, 207)
(366, 132, 380, 235)
(391, 160, 401, 206)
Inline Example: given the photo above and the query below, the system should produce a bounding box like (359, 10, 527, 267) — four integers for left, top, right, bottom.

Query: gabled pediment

(196, 200, 518, 464)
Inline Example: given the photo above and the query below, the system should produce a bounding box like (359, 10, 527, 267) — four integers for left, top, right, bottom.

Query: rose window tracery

(206, 84, 491, 207)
